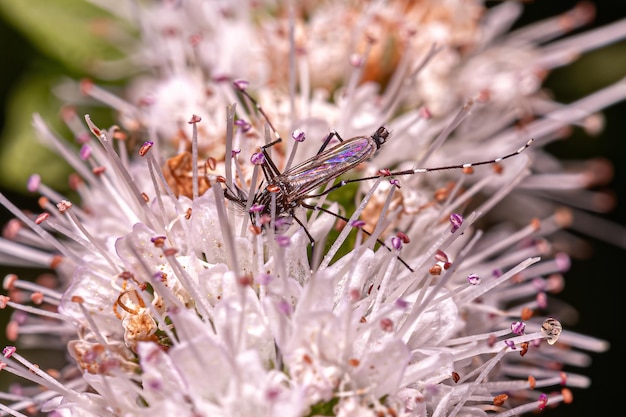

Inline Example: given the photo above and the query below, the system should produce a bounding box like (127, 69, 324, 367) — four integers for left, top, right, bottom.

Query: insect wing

(282, 136, 376, 197)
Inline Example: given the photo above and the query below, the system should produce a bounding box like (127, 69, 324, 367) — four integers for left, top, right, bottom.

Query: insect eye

(373, 126, 389, 147)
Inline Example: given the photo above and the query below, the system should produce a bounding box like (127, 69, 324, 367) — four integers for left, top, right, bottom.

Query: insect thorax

(253, 181, 297, 218)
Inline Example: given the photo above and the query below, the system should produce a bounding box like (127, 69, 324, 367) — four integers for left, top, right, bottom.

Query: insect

(222, 83, 533, 271)
(225, 123, 390, 232)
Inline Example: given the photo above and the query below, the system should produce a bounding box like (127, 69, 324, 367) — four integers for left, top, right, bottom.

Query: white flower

(1, 1, 625, 416)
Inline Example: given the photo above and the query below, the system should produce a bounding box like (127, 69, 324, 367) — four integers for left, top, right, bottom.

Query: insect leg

(291, 212, 316, 246)
(259, 138, 284, 180)
(232, 83, 287, 183)
(301, 202, 414, 272)
(233, 81, 280, 137)
(316, 131, 344, 155)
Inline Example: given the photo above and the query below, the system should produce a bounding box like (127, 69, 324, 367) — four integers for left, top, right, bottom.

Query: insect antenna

(233, 81, 307, 172)
(233, 80, 282, 142)
(304, 138, 534, 199)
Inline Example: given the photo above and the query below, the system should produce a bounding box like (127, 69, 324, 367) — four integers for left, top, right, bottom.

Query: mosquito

(222, 83, 533, 271)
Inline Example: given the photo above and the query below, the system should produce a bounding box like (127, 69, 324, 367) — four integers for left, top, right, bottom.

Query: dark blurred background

(0, 1, 624, 416)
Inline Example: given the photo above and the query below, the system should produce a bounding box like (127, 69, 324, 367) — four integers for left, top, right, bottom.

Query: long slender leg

(259, 138, 283, 180)
(291, 213, 315, 246)
(316, 131, 344, 155)
(301, 202, 414, 272)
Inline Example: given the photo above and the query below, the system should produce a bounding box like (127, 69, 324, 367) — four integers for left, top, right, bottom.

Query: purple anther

(350, 220, 366, 228)
(152, 272, 166, 282)
(511, 321, 526, 335)
(379, 318, 394, 332)
(212, 74, 230, 83)
(291, 129, 306, 142)
(434, 250, 448, 263)
(555, 252, 571, 272)
(139, 141, 154, 157)
(532, 277, 545, 291)
(275, 217, 291, 228)
(389, 179, 401, 188)
(233, 79, 249, 90)
(27, 174, 41, 192)
(265, 387, 281, 401)
(150, 235, 166, 243)
(76, 132, 90, 144)
(395, 298, 409, 310)
(349, 53, 363, 67)
(147, 379, 163, 391)
(391, 236, 402, 250)
(449, 213, 464, 233)
(536, 292, 547, 309)
(2, 346, 16, 358)
(467, 273, 481, 285)
(189, 33, 202, 46)
(249, 204, 265, 213)
(538, 394, 548, 410)
(235, 119, 251, 133)
(504, 340, 516, 349)
(250, 152, 265, 165)
(139, 95, 156, 106)
(79, 144, 92, 160)
(492, 268, 503, 278)
(278, 299, 292, 315)
(275, 235, 291, 247)
(188, 114, 201, 124)
(231, 149, 241, 158)
(419, 107, 432, 119)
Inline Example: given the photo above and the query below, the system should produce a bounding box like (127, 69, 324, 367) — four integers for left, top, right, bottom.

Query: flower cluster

(1, 1, 624, 416)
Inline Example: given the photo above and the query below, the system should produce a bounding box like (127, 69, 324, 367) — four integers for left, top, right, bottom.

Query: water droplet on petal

(541, 318, 562, 345)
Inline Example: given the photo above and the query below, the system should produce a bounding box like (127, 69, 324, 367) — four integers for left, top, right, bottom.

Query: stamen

(32, 115, 98, 186)
(365, 183, 397, 250)
(492, 78, 626, 147)
(80, 79, 139, 117)
(225, 104, 236, 191)
(0, 193, 78, 263)
(287, 2, 297, 130)
(188, 114, 201, 199)
(538, 17, 626, 70)
(210, 179, 240, 274)
(506, 2, 593, 45)
(284, 128, 306, 171)
(84, 115, 161, 231)
(0, 238, 57, 268)
(456, 257, 540, 307)
(384, 43, 442, 120)
(1, 299, 70, 322)
(319, 177, 383, 270)
(415, 99, 475, 167)
(161, 250, 214, 321)
(57, 201, 119, 273)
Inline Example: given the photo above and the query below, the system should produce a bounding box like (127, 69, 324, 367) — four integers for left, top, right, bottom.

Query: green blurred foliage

(0, 0, 125, 192)
(0, 72, 71, 191)
(0, 1, 122, 73)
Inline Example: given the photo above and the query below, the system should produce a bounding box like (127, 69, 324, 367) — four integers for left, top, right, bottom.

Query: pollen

(493, 394, 508, 406)
(163, 152, 211, 198)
